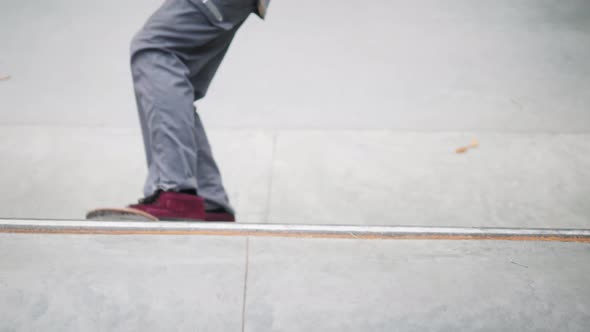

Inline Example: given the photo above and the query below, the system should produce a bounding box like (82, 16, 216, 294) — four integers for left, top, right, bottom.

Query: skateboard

(86, 207, 158, 221)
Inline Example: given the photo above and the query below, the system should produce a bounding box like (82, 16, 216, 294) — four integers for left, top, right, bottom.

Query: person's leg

(191, 41, 239, 215)
(193, 112, 235, 214)
(130, 0, 254, 201)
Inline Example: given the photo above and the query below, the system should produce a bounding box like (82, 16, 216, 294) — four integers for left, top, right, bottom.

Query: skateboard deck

(86, 207, 159, 222)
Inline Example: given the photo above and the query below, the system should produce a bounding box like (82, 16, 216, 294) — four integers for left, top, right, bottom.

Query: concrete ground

(1, 222, 589, 331)
(1, 2, 589, 329)
(1, 1, 589, 226)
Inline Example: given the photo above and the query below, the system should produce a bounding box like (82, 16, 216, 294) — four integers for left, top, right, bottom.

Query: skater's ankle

(177, 188, 198, 196)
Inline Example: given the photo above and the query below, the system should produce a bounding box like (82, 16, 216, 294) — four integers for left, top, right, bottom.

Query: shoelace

(138, 189, 163, 204)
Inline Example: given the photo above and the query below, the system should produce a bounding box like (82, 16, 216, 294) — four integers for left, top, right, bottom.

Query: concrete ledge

(1, 219, 589, 242)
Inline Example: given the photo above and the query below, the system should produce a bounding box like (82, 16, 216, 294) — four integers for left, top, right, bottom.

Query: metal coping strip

(0, 219, 589, 242)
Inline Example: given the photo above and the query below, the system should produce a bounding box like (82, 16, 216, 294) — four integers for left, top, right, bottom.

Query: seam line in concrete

(262, 132, 278, 224)
(241, 237, 250, 332)
(2, 124, 589, 135)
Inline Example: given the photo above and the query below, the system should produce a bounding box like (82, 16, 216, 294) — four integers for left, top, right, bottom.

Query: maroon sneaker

(205, 208, 236, 222)
(128, 189, 206, 221)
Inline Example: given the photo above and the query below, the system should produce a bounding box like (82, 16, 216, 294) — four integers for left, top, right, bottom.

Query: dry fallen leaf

(456, 146, 469, 154)
(456, 138, 479, 154)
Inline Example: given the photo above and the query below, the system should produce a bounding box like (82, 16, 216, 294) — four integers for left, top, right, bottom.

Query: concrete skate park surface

(2, 1, 589, 330)
(1, 0, 589, 227)
(1, 219, 589, 331)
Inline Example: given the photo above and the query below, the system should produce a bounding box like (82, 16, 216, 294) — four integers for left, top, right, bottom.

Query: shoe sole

(86, 208, 159, 222)
(86, 208, 211, 222)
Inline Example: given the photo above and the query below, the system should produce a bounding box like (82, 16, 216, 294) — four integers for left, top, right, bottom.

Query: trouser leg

(133, 49, 199, 194)
(190, 39, 238, 214)
(130, 0, 254, 210)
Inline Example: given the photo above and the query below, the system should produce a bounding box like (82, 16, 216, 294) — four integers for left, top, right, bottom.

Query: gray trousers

(130, 0, 256, 214)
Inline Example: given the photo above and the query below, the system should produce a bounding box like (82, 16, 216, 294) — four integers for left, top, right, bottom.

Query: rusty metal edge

(1, 219, 589, 242)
